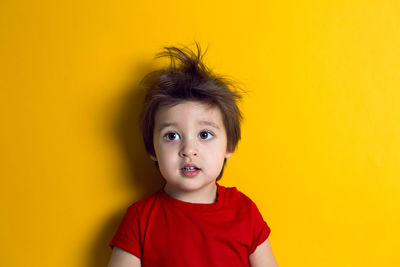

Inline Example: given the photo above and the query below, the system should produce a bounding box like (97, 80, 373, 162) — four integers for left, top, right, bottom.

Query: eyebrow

(158, 120, 220, 131)
(158, 122, 178, 132)
(199, 120, 220, 129)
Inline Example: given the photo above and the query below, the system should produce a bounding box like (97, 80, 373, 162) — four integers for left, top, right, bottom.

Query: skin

(109, 101, 279, 267)
(150, 101, 233, 203)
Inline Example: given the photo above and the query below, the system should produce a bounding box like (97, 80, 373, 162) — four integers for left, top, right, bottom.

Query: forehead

(154, 101, 223, 127)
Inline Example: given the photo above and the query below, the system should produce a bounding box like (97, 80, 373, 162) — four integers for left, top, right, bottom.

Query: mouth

(181, 164, 201, 177)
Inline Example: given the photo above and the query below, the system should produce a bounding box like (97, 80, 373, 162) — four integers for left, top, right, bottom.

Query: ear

(150, 154, 157, 161)
(225, 151, 233, 159)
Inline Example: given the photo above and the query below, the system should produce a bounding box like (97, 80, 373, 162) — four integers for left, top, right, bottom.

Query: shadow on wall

(89, 62, 165, 267)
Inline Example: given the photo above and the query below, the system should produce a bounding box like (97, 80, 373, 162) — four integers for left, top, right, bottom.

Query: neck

(163, 183, 218, 204)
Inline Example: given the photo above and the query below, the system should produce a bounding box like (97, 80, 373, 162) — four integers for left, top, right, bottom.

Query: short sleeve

(109, 205, 142, 259)
(248, 201, 271, 255)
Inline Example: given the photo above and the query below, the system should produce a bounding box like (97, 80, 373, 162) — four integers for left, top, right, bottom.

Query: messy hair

(139, 43, 243, 181)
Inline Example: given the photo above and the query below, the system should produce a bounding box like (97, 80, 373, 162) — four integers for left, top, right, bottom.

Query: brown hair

(139, 43, 243, 180)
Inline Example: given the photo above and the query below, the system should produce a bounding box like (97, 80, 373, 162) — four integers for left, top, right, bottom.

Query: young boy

(108, 44, 278, 267)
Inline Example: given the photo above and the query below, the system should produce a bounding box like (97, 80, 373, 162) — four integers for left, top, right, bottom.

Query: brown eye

(164, 132, 180, 141)
(199, 131, 213, 140)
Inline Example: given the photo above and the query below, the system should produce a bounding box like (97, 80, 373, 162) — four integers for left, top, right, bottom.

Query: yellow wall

(1, 0, 399, 266)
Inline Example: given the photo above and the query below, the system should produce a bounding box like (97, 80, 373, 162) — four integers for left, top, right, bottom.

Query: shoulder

(126, 188, 164, 215)
(220, 184, 257, 208)
(220, 184, 267, 224)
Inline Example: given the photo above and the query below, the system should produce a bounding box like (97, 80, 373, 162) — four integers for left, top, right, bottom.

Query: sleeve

(248, 200, 271, 256)
(109, 204, 142, 259)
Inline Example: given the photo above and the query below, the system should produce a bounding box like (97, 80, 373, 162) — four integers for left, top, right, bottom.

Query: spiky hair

(139, 43, 243, 180)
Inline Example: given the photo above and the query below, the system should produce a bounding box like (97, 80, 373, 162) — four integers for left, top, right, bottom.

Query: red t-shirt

(109, 183, 271, 266)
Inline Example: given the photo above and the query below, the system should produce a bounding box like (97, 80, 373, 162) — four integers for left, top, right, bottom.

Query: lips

(181, 164, 201, 177)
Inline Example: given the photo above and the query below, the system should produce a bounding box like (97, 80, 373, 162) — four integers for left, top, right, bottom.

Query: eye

(164, 132, 180, 141)
(199, 131, 214, 140)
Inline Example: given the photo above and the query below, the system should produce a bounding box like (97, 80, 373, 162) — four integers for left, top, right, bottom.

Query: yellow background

(1, 0, 399, 266)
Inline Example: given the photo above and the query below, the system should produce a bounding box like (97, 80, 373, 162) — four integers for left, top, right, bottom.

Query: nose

(179, 139, 198, 158)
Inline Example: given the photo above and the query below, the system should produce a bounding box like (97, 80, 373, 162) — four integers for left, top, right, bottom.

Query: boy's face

(151, 101, 233, 200)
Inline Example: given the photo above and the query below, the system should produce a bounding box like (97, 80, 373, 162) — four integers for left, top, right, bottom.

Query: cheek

(206, 152, 226, 173)
(205, 160, 225, 178)
(157, 155, 176, 177)
(156, 144, 179, 166)
(153, 139, 170, 157)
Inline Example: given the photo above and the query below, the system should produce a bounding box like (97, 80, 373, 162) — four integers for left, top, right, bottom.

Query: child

(108, 43, 278, 267)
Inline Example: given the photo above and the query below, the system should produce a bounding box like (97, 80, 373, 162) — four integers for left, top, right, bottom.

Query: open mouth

(181, 166, 200, 171)
(181, 165, 201, 177)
